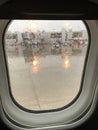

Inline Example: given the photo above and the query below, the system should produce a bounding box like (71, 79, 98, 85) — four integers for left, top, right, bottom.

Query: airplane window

(4, 20, 89, 111)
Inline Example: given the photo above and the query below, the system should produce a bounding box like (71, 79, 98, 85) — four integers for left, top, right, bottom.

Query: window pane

(5, 20, 89, 111)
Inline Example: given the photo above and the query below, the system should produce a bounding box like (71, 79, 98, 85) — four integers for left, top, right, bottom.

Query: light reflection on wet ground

(5, 43, 87, 110)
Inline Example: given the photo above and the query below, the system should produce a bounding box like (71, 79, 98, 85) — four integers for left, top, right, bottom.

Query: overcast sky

(7, 20, 87, 33)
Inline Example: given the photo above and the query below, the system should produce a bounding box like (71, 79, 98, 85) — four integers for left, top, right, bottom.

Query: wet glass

(5, 20, 89, 111)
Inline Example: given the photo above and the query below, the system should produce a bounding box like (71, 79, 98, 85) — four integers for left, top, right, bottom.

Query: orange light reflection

(31, 56, 39, 73)
(31, 66, 39, 73)
(32, 60, 38, 66)
(64, 57, 70, 68)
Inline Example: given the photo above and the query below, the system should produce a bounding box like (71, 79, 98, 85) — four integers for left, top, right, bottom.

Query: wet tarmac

(5, 43, 87, 111)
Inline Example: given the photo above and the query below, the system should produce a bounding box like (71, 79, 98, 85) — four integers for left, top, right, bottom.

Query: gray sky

(7, 20, 87, 33)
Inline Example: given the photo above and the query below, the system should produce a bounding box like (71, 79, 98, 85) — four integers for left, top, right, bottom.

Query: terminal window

(5, 20, 89, 111)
